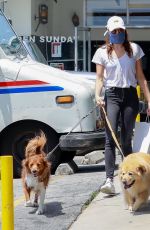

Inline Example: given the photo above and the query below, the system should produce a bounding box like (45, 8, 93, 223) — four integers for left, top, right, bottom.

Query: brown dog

(21, 131, 51, 214)
(119, 152, 150, 212)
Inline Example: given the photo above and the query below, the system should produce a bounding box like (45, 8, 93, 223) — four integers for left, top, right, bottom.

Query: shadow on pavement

(102, 192, 120, 198)
(133, 200, 150, 215)
(27, 201, 65, 217)
(44, 201, 65, 218)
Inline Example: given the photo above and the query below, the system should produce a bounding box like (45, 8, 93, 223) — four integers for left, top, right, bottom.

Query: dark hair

(105, 30, 133, 58)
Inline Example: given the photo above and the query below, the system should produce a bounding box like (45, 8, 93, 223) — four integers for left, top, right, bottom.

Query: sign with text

(51, 42, 62, 58)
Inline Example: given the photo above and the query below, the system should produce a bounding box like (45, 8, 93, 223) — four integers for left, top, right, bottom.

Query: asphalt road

(1, 162, 108, 230)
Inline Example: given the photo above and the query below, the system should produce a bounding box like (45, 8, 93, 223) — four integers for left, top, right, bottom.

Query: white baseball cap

(106, 16, 126, 32)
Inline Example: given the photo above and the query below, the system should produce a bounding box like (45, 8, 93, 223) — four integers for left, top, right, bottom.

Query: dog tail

(25, 130, 47, 158)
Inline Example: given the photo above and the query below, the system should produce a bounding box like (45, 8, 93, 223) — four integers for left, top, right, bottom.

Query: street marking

(14, 196, 25, 207)
(0, 196, 25, 222)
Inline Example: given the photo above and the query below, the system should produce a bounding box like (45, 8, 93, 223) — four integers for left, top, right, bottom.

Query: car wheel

(0, 121, 62, 177)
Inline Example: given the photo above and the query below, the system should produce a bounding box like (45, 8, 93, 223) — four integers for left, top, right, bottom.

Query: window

(86, 0, 150, 27)
(128, 0, 150, 26)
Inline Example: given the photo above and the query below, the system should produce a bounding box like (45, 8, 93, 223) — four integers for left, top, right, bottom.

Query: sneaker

(100, 178, 116, 195)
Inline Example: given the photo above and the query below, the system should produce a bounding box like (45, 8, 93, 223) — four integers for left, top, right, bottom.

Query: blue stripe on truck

(0, 86, 64, 94)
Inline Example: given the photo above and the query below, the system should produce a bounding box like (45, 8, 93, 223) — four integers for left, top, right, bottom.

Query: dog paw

(128, 206, 134, 212)
(32, 202, 39, 207)
(25, 200, 33, 207)
(36, 208, 44, 215)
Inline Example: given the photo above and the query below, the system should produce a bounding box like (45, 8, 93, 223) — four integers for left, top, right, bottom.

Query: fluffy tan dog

(21, 131, 51, 214)
(119, 152, 150, 212)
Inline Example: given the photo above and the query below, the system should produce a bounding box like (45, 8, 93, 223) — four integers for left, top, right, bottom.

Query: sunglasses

(111, 28, 125, 34)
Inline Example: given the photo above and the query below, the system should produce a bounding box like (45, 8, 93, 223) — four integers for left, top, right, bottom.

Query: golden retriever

(119, 152, 150, 212)
(21, 131, 51, 214)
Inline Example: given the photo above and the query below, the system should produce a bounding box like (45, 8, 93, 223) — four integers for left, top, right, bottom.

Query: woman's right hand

(95, 96, 105, 107)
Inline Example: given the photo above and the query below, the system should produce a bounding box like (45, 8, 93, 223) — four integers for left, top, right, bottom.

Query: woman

(92, 16, 150, 195)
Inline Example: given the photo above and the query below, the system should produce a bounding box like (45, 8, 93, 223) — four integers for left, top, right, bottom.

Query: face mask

(109, 31, 125, 44)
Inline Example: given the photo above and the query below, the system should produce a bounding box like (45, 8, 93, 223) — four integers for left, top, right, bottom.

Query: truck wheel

(0, 122, 62, 177)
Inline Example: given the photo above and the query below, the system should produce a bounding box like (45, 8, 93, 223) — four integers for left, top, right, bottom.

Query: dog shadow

(133, 200, 150, 215)
(28, 201, 65, 217)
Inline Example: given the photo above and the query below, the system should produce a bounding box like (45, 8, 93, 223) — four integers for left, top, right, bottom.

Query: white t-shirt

(92, 42, 144, 88)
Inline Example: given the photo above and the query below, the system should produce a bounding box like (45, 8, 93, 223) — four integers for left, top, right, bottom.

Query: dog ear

(136, 165, 146, 175)
(22, 159, 30, 172)
(22, 159, 27, 167)
(23, 159, 29, 166)
(43, 157, 51, 167)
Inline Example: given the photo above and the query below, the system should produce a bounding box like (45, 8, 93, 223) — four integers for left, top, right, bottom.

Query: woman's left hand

(147, 102, 150, 116)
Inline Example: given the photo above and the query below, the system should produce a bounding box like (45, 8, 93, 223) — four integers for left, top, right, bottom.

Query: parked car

(0, 10, 105, 177)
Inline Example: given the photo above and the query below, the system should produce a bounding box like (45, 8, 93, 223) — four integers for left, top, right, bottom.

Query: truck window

(0, 10, 29, 61)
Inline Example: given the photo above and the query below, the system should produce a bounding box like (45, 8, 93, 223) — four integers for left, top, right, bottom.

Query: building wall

(5, 0, 31, 35)
(4, 0, 83, 38)
(31, 0, 52, 36)
(2, 0, 150, 73)
(50, 0, 83, 37)
(4, 0, 52, 36)
(3, 0, 150, 41)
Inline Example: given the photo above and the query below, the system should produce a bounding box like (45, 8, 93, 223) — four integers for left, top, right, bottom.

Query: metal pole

(83, 0, 86, 71)
(83, 31, 86, 71)
(126, 0, 129, 25)
(1, 156, 14, 230)
(74, 26, 78, 71)
(87, 29, 91, 72)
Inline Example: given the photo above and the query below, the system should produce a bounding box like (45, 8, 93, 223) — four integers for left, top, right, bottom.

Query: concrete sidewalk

(69, 174, 150, 230)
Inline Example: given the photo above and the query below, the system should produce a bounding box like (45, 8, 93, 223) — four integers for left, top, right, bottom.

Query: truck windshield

(0, 10, 28, 61)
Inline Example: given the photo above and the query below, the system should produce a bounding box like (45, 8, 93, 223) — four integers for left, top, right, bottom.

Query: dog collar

(124, 180, 135, 189)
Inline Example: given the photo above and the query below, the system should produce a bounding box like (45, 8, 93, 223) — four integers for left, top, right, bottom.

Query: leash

(101, 106, 125, 159)
(46, 105, 99, 161)
(12, 105, 99, 166)
(46, 104, 125, 161)
(13, 104, 124, 165)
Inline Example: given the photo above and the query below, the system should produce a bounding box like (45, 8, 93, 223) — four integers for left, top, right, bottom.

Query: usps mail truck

(0, 10, 105, 177)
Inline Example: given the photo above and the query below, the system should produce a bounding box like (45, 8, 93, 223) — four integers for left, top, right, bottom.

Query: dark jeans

(104, 86, 139, 180)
